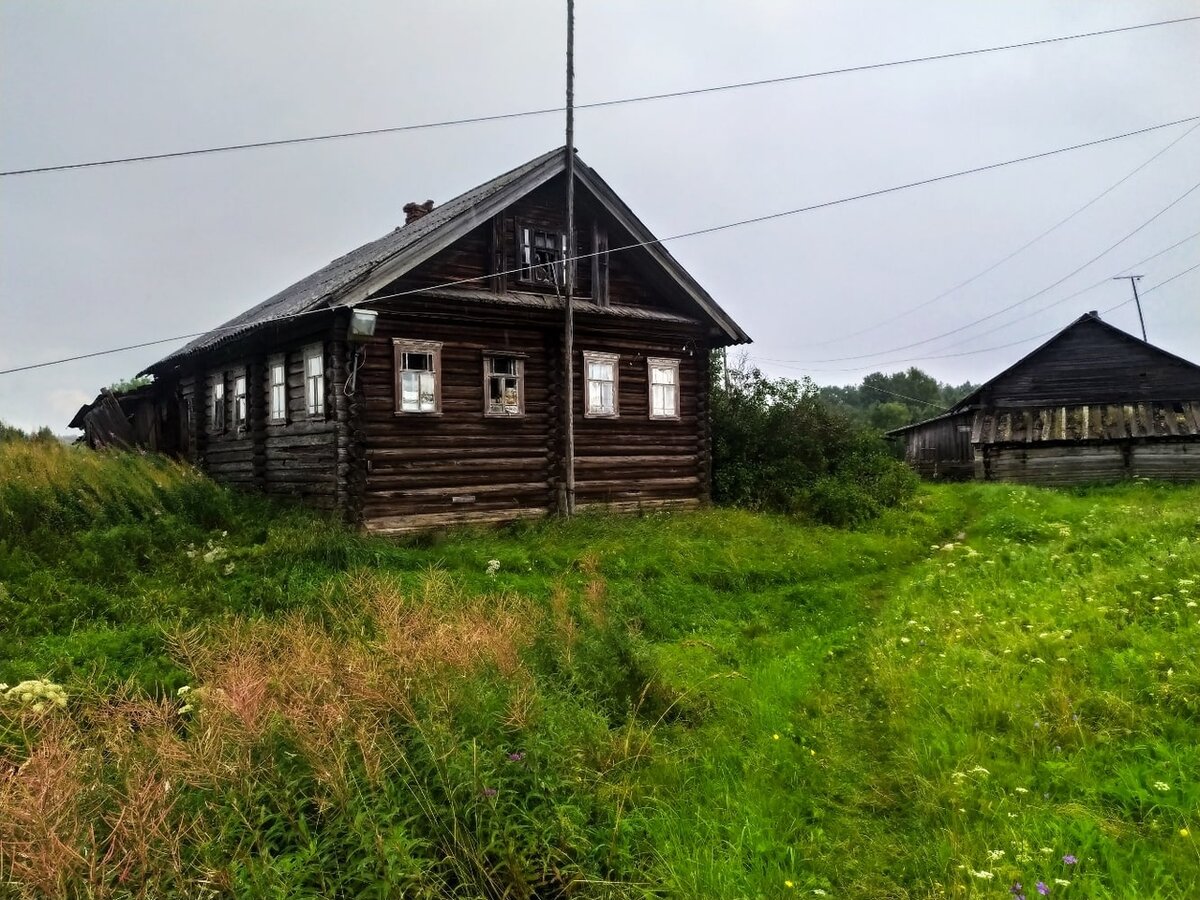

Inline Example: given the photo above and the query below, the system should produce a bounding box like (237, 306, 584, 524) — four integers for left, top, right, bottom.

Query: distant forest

(818, 368, 977, 431)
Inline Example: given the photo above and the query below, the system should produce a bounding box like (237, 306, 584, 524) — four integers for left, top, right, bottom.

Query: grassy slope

(1, 440, 1198, 897)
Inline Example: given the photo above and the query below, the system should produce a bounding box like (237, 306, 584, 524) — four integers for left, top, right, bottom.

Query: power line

(868, 226, 1200, 349)
(759, 257, 1200, 375)
(781, 174, 1200, 365)
(2, 114, 1198, 378)
(859, 384, 949, 410)
(799, 118, 1200, 349)
(3, 14, 1199, 177)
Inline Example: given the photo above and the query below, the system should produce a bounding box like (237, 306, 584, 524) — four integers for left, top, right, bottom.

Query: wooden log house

(887, 312, 1200, 485)
(96, 148, 749, 532)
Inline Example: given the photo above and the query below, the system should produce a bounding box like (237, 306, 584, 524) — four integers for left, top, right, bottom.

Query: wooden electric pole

(562, 0, 577, 516)
(1113, 274, 1147, 341)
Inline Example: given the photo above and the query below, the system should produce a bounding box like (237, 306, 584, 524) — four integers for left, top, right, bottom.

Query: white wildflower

(986, 849, 1004, 861)
(485, 559, 501, 577)
(1054, 878, 1071, 886)
(972, 870, 994, 880)
(1153, 781, 1170, 792)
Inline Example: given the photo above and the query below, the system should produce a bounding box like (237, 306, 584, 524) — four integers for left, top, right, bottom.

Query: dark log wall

(174, 328, 340, 510)
(898, 413, 975, 480)
(262, 340, 339, 510)
(201, 364, 256, 490)
(571, 320, 705, 511)
(978, 318, 1200, 406)
(355, 304, 555, 533)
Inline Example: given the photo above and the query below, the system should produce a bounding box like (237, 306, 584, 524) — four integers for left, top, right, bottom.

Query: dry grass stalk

(0, 721, 90, 897)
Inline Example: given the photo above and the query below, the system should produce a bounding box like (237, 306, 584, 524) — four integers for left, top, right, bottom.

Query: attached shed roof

(147, 147, 748, 374)
(973, 401, 1200, 445)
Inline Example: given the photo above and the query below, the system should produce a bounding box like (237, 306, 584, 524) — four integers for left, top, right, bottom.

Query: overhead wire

(3, 14, 1199, 177)
(797, 118, 1200, 349)
(754, 257, 1200, 375)
(772, 174, 1200, 365)
(2, 113, 1199, 377)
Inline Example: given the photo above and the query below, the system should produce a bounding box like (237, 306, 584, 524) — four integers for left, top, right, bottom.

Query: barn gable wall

(975, 318, 1200, 406)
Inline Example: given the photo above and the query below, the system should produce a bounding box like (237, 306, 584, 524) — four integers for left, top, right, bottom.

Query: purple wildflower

(508, 752, 525, 762)
(482, 787, 497, 798)
(1036, 882, 1049, 896)
(1010, 883, 1026, 900)
(1062, 854, 1077, 865)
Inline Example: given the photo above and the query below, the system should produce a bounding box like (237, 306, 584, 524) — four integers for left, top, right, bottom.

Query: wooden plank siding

(897, 412, 975, 480)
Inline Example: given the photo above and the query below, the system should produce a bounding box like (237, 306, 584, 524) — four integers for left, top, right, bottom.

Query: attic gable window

(484, 353, 525, 417)
(304, 345, 325, 419)
(583, 351, 619, 418)
(211, 376, 226, 432)
(394, 339, 442, 414)
(232, 373, 248, 431)
(647, 358, 680, 419)
(518, 224, 567, 287)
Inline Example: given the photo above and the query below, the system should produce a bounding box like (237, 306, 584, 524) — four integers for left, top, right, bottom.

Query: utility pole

(562, 0, 577, 516)
(1113, 274, 1147, 341)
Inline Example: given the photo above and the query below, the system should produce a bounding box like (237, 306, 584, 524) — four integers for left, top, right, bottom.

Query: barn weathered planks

(888, 313, 1200, 486)
(90, 147, 748, 532)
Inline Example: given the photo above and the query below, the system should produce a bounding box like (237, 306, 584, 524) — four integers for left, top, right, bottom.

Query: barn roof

(887, 313, 1200, 438)
(948, 312, 1200, 412)
(146, 147, 748, 374)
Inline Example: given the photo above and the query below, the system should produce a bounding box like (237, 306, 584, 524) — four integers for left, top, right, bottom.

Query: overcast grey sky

(2, 1, 1198, 431)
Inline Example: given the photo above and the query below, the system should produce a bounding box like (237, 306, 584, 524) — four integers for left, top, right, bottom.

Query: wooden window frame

(393, 339, 443, 415)
(304, 344, 325, 420)
(516, 221, 569, 288)
(647, 357, 681, 421)
(232, 370, 248, 433)
(268, 354, 287, 425)
(482, 351, 527, 418)
(211, 373, 226, 433)
(582, 350, 619, 419)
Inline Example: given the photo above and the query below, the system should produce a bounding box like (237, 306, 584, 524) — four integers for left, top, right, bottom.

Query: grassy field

(1, 439, 1198, 897)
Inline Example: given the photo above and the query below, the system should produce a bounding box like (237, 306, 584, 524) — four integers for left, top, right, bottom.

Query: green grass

(1, 440, 1198, 897)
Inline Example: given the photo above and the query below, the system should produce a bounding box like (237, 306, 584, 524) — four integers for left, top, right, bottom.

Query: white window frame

(211, 374, 226, 433)
(393, 339, 442, 415)
(647, 357, 680, 420)
(583, 351, 619, 418)
(483, 352, 526, 418)
(304, 344, 325, 419)
(232, 371, 248, 432)
(268, 355, 287, 425)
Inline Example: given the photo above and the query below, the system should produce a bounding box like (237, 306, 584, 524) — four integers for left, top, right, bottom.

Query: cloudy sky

(2, 1, 1198, 431)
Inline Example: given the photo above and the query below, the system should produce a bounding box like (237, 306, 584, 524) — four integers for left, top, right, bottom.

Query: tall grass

(2, 441, 1198, 896)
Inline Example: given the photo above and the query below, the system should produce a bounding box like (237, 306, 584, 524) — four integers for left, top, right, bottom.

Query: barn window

(211, 376, 226, 432)
(304, 345, 325, 418)
(583, 351, 619, 418)
(232, 373, 248, 431)
(484, 353, 524, 417)
(518, 224, 567, 286)
(394, 339, 442, 414)
(647, 358, 680, 419)
(268, 356, 287, 424)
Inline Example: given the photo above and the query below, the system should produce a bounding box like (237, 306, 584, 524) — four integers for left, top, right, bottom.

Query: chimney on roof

(1087, 310, 1099, 317)
(403, 200, 435, 224)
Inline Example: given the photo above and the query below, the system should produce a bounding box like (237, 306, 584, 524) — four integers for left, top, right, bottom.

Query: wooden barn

(887, 312, 1200, 485)
(87, 147, 749, 532)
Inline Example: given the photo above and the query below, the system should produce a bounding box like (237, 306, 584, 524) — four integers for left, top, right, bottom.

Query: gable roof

(147, 147, 748, 372)
(886, 312, 1200, 436)
(949, 312, 1200, 411)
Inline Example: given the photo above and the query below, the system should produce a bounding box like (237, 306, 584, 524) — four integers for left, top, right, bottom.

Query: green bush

(711, 362, 916, 524)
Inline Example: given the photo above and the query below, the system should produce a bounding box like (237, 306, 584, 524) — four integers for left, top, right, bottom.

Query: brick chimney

(403, 200, 435, 224)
